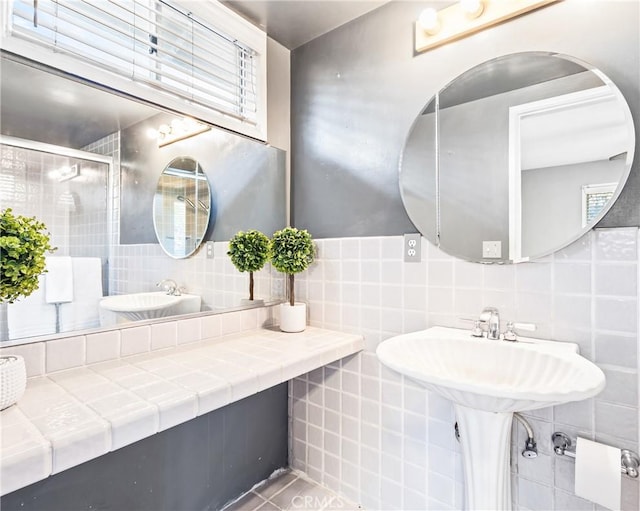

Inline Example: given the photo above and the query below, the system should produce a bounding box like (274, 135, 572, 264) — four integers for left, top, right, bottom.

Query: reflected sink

(376, 326, 605, 413)
(99, 292, 201, 322)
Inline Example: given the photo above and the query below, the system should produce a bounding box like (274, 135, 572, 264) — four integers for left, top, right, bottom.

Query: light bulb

(460, 0, 484, 18)
(418, 8, 440, 35)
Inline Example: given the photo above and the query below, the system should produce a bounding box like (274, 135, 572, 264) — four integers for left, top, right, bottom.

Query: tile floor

(223, 469, 361, 511)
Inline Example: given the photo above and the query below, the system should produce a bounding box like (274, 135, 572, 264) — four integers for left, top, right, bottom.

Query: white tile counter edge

(0, 323, 364, 496)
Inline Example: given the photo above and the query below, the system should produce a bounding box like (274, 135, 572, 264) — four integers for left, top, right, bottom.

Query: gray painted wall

(1, 384, 288, 511)
(121, 113, 286, 244)
(291, 0, 640, 238)
(522, 159, 626, 257)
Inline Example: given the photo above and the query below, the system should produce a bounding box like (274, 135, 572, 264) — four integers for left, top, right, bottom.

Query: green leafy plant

(270, 227, 315, 307)
(227, 230, 270, 301)
(0, 209, 56, 303)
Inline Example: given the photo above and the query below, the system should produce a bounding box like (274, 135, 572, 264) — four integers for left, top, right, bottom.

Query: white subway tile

(360, 260, 381, 283)
(594, 228, 637, 262)
(321, 239, 341, 260)
(483, 264, 516, 291)
(516, 262, 552, 293)
(176, 317, 201, 344)
(381, 237, 402, 260)
(555, 233, 592, 261)
(554, 262, 592, 295)
(594, 401, 638, 442)
(360, 237, 381, 260)
(46, 336, 86, 373)
(404, 262, 427, 287)
(150, 322, 177, 351)
(594, 297, 637, 333)
(429, 261, 454, 287)
(86, 331, 121, 364)
(220, 312, 242, 336)
(341, 238, 360, 259)
(200, 314, 221, 339)
(553, 294, 592, 330)
(594, 332, 637, 368)
(454, 260, 483, 289)
(595, 263, 637, 297)
(0, 342, 46, 377)
(427, 288, 454, 315)
(120, 326, 151, 357)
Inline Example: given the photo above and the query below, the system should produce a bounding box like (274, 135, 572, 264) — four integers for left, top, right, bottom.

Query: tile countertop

(0, 327, 364, 496)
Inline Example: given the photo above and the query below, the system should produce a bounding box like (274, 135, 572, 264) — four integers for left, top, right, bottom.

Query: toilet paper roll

(574, 437, 621, 510)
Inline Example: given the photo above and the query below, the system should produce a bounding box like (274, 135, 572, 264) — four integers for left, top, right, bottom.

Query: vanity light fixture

(418, 8, 441, 35)
(460, 0, 485, 18)
(415, 0, 559, 54)
(155, 117, 211, 147)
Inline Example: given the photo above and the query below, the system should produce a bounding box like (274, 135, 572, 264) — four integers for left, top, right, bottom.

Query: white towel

(45, 257, 74, 303)
(7, 275, 58, 339)
(59, 258, 103, 331)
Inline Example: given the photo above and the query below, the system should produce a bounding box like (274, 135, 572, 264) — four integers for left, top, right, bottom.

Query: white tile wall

(290, 229, 640, 511)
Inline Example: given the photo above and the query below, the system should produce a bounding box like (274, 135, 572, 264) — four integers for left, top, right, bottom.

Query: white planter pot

(240, 298, 264, 307)
(0, 355, 26, 411)
(279, 302, 307, 333)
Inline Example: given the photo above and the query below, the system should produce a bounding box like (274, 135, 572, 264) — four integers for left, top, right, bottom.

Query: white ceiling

(222, 0, 389, 49)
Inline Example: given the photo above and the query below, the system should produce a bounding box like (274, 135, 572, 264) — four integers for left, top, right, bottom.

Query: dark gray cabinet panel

(1, 384, 288, 511)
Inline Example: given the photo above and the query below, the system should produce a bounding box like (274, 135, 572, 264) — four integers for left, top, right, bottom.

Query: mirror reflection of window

(514, 83, 631, 260)
(582, 183, 617, 227)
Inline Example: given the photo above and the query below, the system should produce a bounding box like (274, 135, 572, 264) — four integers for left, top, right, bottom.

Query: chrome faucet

(479, 307, 500, 340)
(156, 279, 180, 296)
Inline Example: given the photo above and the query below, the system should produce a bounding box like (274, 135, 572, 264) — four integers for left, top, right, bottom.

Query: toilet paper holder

(552, 432, 639, 478)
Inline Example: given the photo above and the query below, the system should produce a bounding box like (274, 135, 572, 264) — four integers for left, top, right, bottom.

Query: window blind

(585, 190, 614, 224)
(9, 0, 258, 124)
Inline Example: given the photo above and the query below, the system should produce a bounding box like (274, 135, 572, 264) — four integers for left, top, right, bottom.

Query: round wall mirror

(400, 52, 636, 263)
(153, 156, 212, 258)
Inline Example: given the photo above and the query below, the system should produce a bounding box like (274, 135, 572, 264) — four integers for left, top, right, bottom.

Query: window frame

(1, 0, 268, 141)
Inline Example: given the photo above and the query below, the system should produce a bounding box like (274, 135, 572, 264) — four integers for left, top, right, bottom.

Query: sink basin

(99, 292, 201, 322)
(376, 326, 605, 413)
(376, 326, 605, 510)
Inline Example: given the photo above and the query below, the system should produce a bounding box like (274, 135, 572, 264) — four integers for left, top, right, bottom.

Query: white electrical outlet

(483, 241, 502, 259)
(206, 241, 214, 259)
(404, 233, 421, 262)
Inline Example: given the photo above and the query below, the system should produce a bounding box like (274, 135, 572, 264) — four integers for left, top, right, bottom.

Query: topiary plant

(270, 227, 315, 307)
(227, 230, 270, 301)
(0, 208, 56, 303)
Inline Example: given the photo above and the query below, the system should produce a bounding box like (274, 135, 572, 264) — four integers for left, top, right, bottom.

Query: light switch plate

(206, 241, 214, 259)
(483, 241, 502, 258)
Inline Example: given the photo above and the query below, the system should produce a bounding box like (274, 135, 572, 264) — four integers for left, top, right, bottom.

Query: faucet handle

(513, 322, 536, 332)
(503, 321, 536, 342)
(459, 317, 485, 337)
(156, 279, 178, 295)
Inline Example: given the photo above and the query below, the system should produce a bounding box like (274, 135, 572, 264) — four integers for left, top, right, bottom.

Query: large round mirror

(400, 52, 635, 263)
(153, 156, 212, 258)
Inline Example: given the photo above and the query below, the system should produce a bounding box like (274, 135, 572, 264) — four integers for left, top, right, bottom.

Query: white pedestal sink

(376, 326, 605, 510)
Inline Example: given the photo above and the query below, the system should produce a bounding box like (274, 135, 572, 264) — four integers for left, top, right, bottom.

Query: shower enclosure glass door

(0, 137, 112, 341)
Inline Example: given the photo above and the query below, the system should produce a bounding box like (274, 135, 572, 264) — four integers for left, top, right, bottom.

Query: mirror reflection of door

(510, 82, 632, 261)
(152, 157, 212, 258)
